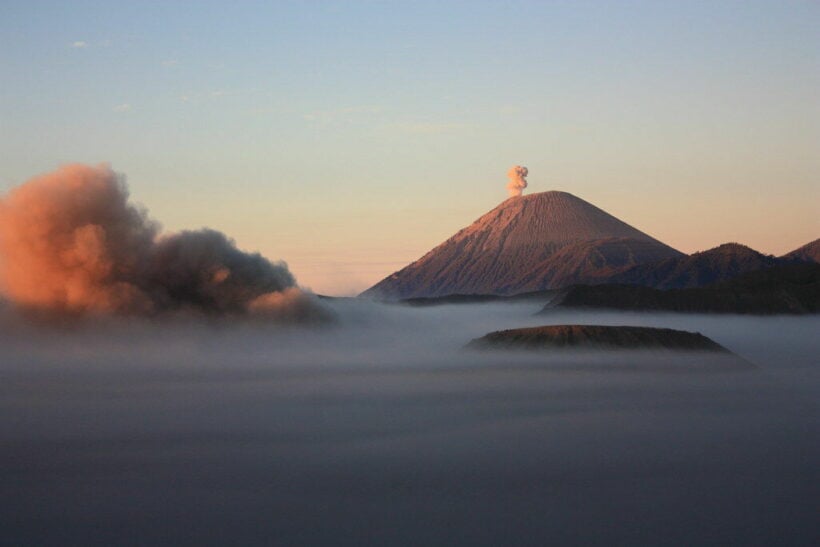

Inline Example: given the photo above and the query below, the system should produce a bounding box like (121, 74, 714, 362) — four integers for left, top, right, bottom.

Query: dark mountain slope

(783, 238, 820, 263)
(545, 263, 820, 315)
(608, 243, 781, 289)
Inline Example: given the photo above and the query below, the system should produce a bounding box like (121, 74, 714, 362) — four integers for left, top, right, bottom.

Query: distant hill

(545, 263, 820, 315)
(362, 191, 682, 300)
(400, 290, 556, 307)
(607, 243, 782, 289)
(466, 325, 733, 352)
(783, 238, 820, 263)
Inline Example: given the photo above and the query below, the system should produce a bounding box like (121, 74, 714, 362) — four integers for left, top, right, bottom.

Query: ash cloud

(506, 165, 528, 197)
(0, 164, 329, 322)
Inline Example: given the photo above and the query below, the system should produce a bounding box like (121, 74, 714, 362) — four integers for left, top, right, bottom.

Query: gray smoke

(0, 163, 330, 322)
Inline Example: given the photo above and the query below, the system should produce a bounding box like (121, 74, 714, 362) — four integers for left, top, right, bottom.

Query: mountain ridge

(783, 238, 820, 263)
(545, 262, 820, 315)
(362, 191, 683, 300)
(607, 242, 782, 289)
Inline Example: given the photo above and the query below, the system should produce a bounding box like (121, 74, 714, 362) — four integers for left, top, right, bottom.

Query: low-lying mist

(2, 299, 818, 546)
(1, 298, 817, 373)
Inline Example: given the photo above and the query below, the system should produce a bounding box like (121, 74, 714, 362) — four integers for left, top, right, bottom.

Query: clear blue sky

(1, 1, 818, 294)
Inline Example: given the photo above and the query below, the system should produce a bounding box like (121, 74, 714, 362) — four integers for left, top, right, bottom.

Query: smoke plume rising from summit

(0, 164, 328, 321)
(506, 165, 528, 197)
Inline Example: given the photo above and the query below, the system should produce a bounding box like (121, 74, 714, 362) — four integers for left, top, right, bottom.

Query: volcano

(362, 191, 683, 300)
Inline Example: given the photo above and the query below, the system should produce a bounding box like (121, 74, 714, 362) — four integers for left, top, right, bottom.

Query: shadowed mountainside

(607, 243, 783, 289)
(363, 191, 682, 300)
(545, 263, 820, 315)
(783, 238, 820, 263)
(508, 237, 684, 292)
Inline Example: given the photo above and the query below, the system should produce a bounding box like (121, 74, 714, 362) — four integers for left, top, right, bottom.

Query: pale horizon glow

(1, 1, 818, 295)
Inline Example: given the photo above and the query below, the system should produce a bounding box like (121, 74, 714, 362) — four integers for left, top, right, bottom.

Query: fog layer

(1, 301, 818, 545)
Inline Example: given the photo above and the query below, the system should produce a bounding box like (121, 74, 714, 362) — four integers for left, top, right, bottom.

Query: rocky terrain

(363, 191, 682, 300)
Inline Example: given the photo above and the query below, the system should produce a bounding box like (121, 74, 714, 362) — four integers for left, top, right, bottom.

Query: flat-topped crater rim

(504, 189, 581, 200)
(494, 189, 592, 208)
(466, 324, 739, 354)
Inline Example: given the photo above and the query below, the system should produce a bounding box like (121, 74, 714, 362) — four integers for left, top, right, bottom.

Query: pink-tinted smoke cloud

(506, 165, 528, 197)
(0, 164, 328, 321)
